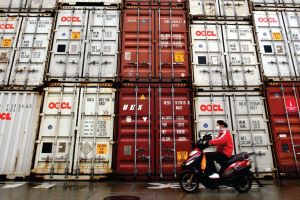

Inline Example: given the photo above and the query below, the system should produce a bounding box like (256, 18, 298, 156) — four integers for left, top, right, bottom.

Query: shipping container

(48, 8, 120, 83)
(0, 14, 53, 88)
(194, 91, 274, 174)
(123, 0, 185, 8)
(0, 91, 42, 179)
(265, 82, 300, 175)
(32, 84, 115, 179)
(59, 0, 121, 6)
(116, 83, 193, 178)
(253, 11, 299, 81)
(189, 0, 250, 20)
(251, 0, 300, 8)
(0, 0, 57, 12)
(190, 21, 261, 90)
(119, 9, 190, 82)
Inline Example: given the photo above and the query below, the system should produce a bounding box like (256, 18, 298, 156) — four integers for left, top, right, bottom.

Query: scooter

(179, 132, 256, 193)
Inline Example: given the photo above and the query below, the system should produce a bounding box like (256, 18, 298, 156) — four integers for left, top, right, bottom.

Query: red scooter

(180, 132, 258, 193)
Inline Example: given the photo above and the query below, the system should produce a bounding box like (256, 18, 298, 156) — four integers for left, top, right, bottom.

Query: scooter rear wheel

(180, 171, 199, 193)
(234, 174, 252, 193)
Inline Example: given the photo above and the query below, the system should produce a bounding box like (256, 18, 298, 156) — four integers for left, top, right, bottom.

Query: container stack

(189, 0, 275, 177)
(115, 0, 193, 179)
(0, 1, 55, 180)
(30, 0, 121, 180)
(251, 0, 300, 176)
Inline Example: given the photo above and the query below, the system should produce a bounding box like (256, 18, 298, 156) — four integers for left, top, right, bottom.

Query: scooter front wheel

(234, 173, 252, 193)
(180, 171, 199, 193)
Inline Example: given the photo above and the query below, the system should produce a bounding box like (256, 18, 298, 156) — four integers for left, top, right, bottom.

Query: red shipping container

(119, 9, 190, 82)
(116, 83, 193, 178)
(123, 0, 186, 8)
(266, 82, 300, 175)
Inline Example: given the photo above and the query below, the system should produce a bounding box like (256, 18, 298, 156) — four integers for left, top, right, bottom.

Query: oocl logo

(195, 31, 217, 36)
(61, 16, 81, 22)
(258, 17, 277, 23)
(0, 113, 12, 120)
(0, 24, 14, 29)
(48, 102, 72, 109)
(200, 104, 224, 112)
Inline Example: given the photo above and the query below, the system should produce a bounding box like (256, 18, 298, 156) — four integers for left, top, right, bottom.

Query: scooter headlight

(186, 159, 194, 166)
(189, 150, 198, 156)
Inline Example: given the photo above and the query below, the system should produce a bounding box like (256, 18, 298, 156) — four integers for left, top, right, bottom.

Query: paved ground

(0, 179, 299, 200)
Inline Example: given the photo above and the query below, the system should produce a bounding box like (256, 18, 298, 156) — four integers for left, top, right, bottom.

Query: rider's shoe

(209, 173, 220, 179)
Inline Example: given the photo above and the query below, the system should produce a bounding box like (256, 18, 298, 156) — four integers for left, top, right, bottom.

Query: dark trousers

(205, 152, 230, 174)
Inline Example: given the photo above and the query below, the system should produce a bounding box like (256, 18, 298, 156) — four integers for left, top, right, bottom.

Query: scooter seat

(226, 153, 244, 165)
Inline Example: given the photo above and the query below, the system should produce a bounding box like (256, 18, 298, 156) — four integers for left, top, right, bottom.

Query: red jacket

(209, 129, 233, 158)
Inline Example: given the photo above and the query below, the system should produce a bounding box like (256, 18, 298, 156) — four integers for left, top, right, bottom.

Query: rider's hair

(217, 120, 228, 128)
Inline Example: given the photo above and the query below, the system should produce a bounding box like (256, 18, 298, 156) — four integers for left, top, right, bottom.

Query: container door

(10, 15, 53, 87)
(74, 87, 115, 177)
(33, 86, 79, 177)
(120, 9, 154, 81)
(189, 0, 218, 17)
(190, 23, 227, 89)
(156, 86, 192, 178)
(0, 15, 22, 86)
(0, 92, 41, 179)
(83, 9, 119, 82)
(156, 9, 189, 81)
(282, 11, 300, 78)
(0, 0, 26, 10)
(194, 92, 231, 152)
(219, 0, 249, 19)
(222, 23, 261, 89)
(28, 0, 57, 10)
(48, 9, 87, 81)
(116, 86, 154, 176)
(254, 11, 295, 80)
(231, 94, 274, 174)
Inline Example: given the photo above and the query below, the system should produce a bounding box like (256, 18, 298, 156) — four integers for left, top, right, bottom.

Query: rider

(205, 120, 234, 179)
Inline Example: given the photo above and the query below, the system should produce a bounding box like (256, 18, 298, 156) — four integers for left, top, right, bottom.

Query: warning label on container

(71, 31, 81, 39)
(174, 52, 184, 63)
(96, 144, 107, 154)
(285, 97, 298, 113)
(124, 51, 131, 61)
(272, 32, 282, 40)
(177, 151, 188, 165)
(2, 39, 12, 47)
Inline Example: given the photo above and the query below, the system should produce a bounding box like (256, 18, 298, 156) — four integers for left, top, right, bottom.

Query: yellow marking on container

(96, 144, 107, 154)
(174, 52, 184, 62)
(2, 39, 12, 47)
(272, 32, 282, 40)
(72, 32, 81, 39)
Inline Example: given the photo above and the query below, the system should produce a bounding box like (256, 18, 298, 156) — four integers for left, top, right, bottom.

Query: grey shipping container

(0, 0, 57, 12)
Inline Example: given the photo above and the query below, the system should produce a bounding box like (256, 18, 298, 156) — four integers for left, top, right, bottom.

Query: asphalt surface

(0, 179, 299, 200)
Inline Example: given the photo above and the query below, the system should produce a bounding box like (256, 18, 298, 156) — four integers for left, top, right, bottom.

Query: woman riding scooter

(205, 120, 233, 179)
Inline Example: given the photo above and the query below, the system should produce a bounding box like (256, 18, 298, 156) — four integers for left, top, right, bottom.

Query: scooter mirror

(198, 131, 201, 139)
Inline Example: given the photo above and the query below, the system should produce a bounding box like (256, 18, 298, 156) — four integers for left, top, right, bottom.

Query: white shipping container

(251, 0, 300, 7)
(0, 91, 42, 179)
(0, 0, 57, 11)
(48, 8, 120, 82)
(59, 0, 121, 5)
(194, 92, 274, 174)
(254, 11, 296, 81)
(33, 85, 115, 179)
(189, 0, 250, 19)
(191, 21, 260, 90)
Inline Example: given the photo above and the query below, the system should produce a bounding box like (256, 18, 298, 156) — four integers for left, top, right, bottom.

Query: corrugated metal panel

(48, 8, 120, 82)
(194, 92, 274, 174)
(266, 82, 300, 175)
(120, 9, 190, 82)
(189, 0, 250, 19)
(191, 21, 260, 90)
(33, 85, 115, 178)
(116, 84, 193, 178)
(251, 0, 300, 7)
(10, 15, 53, 87)
(0, 0, 57, 11)
(0, 91, 42, 179)
(123, 0, 185, 8)
(253, 11, 296, 81)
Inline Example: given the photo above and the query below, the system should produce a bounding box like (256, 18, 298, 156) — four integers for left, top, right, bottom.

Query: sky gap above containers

(0, 13, 53, 89)
(119, 8, 190, 83)
(265, 82, 300, 176)
(0, 0, 57, 12)
(189, 0, 251, 20)
(253, 10, 300, 81)
(33, 84, 115, 180)
(194, 91, 275, 175)
(48, 7, 120, 83)
(116, 83, 193, 178)
(0, 91, 42, 179)
(190, 21, 261, 90)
